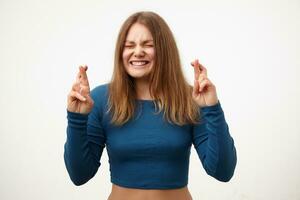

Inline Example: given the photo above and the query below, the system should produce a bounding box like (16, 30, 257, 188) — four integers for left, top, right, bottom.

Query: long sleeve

(192, 100, 237, 182)
(63, 89, 106, 186)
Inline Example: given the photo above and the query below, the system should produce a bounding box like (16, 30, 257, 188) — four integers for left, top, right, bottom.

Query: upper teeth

(131, 61, 147, 66)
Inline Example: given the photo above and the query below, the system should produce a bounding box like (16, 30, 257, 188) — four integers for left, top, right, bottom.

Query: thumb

(85, 94, 94, 106)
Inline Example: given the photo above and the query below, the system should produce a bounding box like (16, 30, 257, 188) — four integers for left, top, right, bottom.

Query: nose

(133, 45, 145, 57)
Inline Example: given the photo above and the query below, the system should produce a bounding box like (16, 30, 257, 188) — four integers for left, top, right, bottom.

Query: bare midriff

(107, 184, 193, 200)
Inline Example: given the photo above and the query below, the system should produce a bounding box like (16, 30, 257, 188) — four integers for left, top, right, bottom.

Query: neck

(134, 78, 152, 100)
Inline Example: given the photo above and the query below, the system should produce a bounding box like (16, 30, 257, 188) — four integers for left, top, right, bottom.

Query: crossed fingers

(191, 59, 207, 81)
(73, 64, 90, 96)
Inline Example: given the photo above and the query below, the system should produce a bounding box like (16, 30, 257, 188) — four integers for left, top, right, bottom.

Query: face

(122, 23, 155, 81)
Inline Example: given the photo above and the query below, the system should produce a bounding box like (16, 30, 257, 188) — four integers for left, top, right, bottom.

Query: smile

(130, 61, 150, 67)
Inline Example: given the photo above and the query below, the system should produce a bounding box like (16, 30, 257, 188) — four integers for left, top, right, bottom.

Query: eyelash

(124, 44, 154, 48)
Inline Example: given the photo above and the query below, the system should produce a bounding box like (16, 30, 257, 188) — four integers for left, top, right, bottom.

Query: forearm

(64, 111, 100, 186)
(194, 101, 237, 182)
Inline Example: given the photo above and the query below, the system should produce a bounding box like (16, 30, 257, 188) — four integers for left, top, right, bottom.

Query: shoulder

(90, 82, 110, 107)
(91, 83, 109, 96)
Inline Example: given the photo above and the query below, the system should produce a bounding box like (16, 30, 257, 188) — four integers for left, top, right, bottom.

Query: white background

(1, 0, 299, 199)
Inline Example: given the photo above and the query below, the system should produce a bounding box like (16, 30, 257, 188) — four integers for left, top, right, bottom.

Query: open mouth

(129, 60, 150, 66)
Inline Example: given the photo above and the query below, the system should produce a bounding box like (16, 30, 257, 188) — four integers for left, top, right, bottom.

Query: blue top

(64, 83, 237, 189)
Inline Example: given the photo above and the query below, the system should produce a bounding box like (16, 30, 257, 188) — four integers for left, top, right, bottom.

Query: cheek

(122, 50, 130, 61)
(147, 49, 155, 59)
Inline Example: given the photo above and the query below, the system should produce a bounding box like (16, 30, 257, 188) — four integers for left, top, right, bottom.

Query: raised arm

(64, 65, 106, 186)
(190, 59, 237, 181)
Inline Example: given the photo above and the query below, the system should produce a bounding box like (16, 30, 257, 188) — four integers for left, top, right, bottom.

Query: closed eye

(124, 45, 134, 48)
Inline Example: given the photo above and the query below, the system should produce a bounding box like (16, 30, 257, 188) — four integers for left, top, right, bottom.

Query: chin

(127, 71, 151, 79)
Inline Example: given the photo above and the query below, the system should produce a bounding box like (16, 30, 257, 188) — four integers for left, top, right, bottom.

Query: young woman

(64, 11, 237, 200)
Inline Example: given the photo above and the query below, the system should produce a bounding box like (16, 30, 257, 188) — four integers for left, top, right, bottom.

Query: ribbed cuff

(200, 100, 222, 112)
(67, 110, 89, 128)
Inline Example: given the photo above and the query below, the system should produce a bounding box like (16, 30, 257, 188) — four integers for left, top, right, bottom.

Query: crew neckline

(136, 99, 155, 101)
(135, 99, 156, 104)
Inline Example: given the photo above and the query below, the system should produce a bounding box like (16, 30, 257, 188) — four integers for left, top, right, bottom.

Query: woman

(64, 11, 237, 200)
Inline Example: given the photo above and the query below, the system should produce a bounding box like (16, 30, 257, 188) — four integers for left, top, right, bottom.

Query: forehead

(125, 23, 153, 41)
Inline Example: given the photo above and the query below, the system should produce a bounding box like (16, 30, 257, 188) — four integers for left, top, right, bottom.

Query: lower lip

(130, 62, 150, 68)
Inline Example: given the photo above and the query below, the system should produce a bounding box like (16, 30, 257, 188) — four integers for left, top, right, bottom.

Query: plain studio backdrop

(1, 0, 299, 199)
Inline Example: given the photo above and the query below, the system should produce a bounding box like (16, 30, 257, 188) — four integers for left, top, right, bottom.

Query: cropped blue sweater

(64, 83, 237, 189)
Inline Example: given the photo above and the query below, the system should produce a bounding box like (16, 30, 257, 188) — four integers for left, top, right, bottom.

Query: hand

(67, 65, 94, 114)
(191, 59, 219, 107)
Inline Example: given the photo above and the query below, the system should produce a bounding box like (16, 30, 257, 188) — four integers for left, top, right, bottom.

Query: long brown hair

(108, 11, 201, 126)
